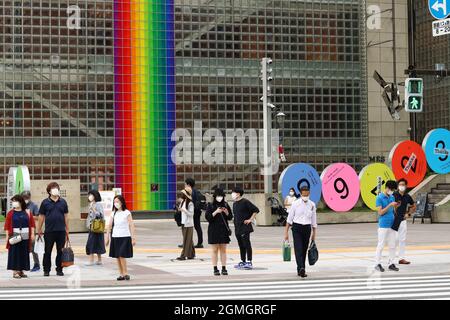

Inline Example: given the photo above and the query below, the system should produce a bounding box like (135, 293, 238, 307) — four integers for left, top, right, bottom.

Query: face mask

(387, 190, 394, 196)
(88, 195, 95, 202)
(51, 188, 60, 197)
(398, 186, 406, 192)
(301, 196, 309, 202)
(25, 199, 30, 204)
(289, 192, 295, 196)
(114, 203, 121, 210)
(12, 201, 20, 209)
(231, 193, 238, 200)
(216, 196, 224, 203)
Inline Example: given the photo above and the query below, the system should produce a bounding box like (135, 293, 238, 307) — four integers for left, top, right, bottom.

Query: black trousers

(194, 213, 203, 245)
(236, 233, 252, 262)
(43, 231, 66, 273)
(292, 223, 312, 271)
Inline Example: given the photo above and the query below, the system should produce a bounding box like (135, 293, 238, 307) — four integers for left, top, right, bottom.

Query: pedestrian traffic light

(405, 78, 423, 112)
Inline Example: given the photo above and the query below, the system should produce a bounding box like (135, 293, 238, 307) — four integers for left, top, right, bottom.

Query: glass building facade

(1, 0, 368, 211)
(413, 0, 450, 141)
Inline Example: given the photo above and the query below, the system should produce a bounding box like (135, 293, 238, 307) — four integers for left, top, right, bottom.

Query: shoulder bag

(219, 208, 232, 237)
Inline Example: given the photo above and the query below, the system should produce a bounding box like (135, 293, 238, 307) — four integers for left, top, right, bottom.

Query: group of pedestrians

(374, 179, 416, 272)
(4, 182, 136, 281)
(176, 179, 260, 275)
(4, 177, 417, 280)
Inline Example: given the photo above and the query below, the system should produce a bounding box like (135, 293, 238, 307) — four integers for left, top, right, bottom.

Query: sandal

(13, 273, 21, 279)
(19, 272, 28, 278)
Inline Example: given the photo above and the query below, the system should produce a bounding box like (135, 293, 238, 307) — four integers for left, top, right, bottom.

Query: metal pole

(261, 58, 272, 196)
(407, 0, 417, 142)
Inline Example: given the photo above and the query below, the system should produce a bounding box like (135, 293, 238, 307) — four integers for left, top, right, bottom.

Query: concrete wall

(366, 0, 411, 161)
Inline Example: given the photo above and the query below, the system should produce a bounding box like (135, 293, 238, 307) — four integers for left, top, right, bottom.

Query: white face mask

(387, 190, 394, 196)
(88, 195, 95, 202)
(216, 196, 224, 203)
(114, 202, 121, 210)
(398, 186, 406, 192)
(301, 196, 309, 202)
(231, 193, 238, 200)
(289, 192, 295, 196)
(12, 201, 20, 209)
(51, 188, 60, 197)
(25, 199, 30, 204)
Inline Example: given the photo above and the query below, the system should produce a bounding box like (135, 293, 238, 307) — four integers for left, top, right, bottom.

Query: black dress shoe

(176, 256, 186, 261)
(375, 264, 385, 272)
(43, 272, 50, 277)
(298, 269, 307, 278)
(56, 271, 64, 276)
(389, 264, 399, 272)
(117, 276, 125, 281)
(194, 244, 204, 249)
(178, 244, 183, 248)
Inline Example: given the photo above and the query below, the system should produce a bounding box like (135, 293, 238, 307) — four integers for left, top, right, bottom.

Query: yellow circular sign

(359, 163, 395, 211)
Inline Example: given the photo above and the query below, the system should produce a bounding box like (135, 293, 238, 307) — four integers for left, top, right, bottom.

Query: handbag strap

(219, 206, 231, 233)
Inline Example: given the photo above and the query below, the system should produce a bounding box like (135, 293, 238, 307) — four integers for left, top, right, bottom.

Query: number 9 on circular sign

(320, 163, 360, 212)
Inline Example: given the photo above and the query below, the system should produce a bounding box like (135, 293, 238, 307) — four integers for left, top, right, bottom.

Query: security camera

(267, 76, 273, 82)
(268, 103, 276, 109)
(266, 58, 273, 65)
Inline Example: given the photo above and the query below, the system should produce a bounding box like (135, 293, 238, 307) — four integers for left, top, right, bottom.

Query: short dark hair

(232, 187, 244, 196)
(213, 188, 225, 198)
(300, 186, 310, 193)
(46, 182, 60, 195)
(113, 195, 128, 212)
(88, 190, 102, 202)
(185, 178, 195, 188)
(385, 180, 398, 190)
(398, 178, 408, 186)
(21, 190, 31, 199)
(11, 195, 27, 211)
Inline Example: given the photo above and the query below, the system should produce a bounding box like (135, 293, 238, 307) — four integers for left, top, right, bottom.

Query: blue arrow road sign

(429, 0, 450, 20)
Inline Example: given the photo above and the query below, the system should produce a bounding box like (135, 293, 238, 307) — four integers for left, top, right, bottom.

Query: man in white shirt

(284, 186, 317, 278)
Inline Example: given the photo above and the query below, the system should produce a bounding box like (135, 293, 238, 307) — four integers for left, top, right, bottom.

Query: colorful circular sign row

(278, 128, 450, 212)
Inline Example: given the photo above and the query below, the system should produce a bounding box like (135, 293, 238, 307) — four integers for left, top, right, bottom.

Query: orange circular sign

(388, 140, 427, 188)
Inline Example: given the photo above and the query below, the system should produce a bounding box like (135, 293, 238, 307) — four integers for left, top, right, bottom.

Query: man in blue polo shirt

(374, 180, 400, 272)
(37, 182, 69, 277)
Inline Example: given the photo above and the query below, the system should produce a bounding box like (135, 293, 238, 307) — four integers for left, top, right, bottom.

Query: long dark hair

(113, 195, 127, 212)
(11, 195, 27, 211)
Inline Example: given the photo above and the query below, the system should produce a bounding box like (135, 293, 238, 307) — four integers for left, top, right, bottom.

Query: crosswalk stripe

(1, 278, 450, 297)
(1, 274, 449, 295)
(1, 277, 450, 300)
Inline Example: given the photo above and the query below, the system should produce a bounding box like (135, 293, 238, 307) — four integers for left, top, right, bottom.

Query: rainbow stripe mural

(114, 0, 176, 211)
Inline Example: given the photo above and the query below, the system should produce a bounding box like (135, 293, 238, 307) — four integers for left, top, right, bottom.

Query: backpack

(194, 190, 207, 211)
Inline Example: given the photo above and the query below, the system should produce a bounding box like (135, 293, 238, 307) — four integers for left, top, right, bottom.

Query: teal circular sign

(422, 128, 450, 174)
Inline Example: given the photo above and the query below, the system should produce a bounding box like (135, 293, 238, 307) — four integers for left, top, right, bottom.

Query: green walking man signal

(405, 78, 423, 113)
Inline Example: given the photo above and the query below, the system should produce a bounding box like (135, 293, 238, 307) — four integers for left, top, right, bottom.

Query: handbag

(308, 240, 319, 266)
(90, 217, 105, 233)
(61, 236, 75, 268)
(9, 234, 22, 245)
(282, 241, 291, 262)
(34, 235, 45, 255)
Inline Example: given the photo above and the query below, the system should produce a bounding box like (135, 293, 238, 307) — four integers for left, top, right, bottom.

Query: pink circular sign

(320, 163, 360, 212)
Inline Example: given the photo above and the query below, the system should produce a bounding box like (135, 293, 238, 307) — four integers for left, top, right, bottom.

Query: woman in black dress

(205, 188, 233, 276)
(4, 195, 35, 279)
(85, 190, 106, 265)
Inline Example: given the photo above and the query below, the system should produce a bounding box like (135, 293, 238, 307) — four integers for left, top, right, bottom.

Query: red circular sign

(388, 140, 427, 188)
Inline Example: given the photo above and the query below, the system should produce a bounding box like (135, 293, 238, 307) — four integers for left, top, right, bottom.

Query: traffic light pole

(261, 58, 272, 196)
(407, 0, 417, 142)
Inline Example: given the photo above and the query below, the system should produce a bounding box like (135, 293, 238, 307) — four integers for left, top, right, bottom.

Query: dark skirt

(7, 240, 30, 271)
(86, 232, 106, 255)
(109, 237, 133, 258)
(208, 226, 231, 245)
